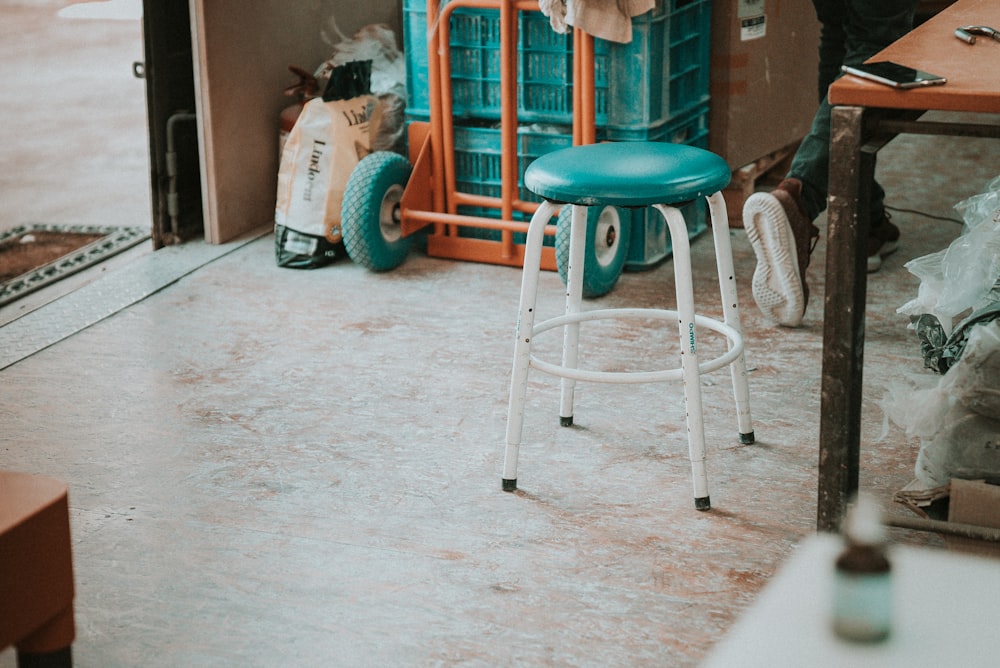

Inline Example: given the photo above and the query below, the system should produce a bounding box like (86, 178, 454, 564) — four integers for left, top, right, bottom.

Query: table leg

(16, 646, 72, 668)
(818, 105, 876, 532)
(15, 603, 74, 667)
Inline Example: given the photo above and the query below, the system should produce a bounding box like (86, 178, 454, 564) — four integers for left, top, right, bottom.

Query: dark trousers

(788, 0, 919, 222)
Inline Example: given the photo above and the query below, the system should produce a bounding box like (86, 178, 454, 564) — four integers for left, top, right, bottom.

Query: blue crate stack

(402, 0, 713, 269)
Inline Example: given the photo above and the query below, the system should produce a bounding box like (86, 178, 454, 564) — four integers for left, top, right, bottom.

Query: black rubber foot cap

(695, 496, 711, 511)
(739, 431, 755, 445)
(560, 416, 573, 427)
(17, 647, 72, 668)
(502, 478, 517, 492)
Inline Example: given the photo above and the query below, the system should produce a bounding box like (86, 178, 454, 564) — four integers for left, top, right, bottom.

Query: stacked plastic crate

(402, 0, 712, 269)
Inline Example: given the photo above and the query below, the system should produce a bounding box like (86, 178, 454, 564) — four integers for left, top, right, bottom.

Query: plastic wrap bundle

(889, 175, 1000, 489)
(898, 173, 1000, 355)
(885, 320, 1000, 489)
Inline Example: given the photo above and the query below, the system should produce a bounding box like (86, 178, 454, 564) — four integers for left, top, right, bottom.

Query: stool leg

(655, 204, 711, 510)
(503, 200, 559, 491)
(559, 205, 587, 427)
(707, 193, 755, 444)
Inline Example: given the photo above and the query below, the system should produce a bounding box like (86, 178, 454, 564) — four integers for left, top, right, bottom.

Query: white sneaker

(742, 179, 819, 327)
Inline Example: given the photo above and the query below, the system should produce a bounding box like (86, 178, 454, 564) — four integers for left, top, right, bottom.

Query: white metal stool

(501, 141, 755, 510)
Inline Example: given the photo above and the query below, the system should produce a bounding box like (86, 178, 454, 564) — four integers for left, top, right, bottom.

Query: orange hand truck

(340, 0, 625, 289)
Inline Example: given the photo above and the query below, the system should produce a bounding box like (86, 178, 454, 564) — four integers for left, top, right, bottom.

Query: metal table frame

(816, 0, 1000, 531)
(819, 108, 1000, 531)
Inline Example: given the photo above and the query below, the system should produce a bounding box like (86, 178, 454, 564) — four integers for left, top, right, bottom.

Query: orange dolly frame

(340, 0, 599, 273)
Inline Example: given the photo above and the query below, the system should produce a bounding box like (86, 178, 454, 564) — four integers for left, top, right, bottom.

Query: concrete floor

(2, 2, 999, 667)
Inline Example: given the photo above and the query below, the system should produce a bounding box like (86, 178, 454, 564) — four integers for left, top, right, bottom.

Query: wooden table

(817, 0, 1000, 531)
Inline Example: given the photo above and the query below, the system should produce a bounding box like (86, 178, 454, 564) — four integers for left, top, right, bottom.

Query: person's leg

(786, 0, 845, 221)
(841, 2, 920, 68)
(788, 96, 834, 223)
(842, 0, 917, 268)
(813, 0, 847, 103)
(745, 1, 917, 326)
(795, 98, 901, 271)
(742, 0, 840, 326)
(790, 0, 918, 223)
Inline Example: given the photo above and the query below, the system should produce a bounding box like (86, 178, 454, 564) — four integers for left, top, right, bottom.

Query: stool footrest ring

(528, 308, 744, 384)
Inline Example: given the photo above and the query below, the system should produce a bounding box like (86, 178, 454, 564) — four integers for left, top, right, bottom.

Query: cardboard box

(947, 478, 1000, 558)
(709, 1, 820, 169)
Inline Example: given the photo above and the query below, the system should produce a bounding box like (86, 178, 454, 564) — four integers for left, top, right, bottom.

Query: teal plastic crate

(603, 0, 711, 138)
(452, 124, 575, 206)
(622, 103, 709, 269)
(403, 0, 711, 132)
(448, 123, 576, 241)
(624, 196, 707, 271)
(403, 4, 587, 124)
(609, 93, 710, 142)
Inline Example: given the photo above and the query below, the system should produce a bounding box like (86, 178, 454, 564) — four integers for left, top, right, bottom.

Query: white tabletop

(701, 533, 1000, 667)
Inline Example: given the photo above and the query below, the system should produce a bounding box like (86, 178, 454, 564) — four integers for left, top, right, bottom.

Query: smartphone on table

(841, 61, 947, 89)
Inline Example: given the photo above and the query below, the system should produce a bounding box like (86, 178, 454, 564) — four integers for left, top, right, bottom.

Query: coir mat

(0, 223, 150, 307)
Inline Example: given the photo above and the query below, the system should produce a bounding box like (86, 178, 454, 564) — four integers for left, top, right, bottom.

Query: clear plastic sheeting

(884, 320, 1000, 489)
(888, 175, 1000, 490)
(940, 318, 1000, 417)
(898, 174, 1000, 338)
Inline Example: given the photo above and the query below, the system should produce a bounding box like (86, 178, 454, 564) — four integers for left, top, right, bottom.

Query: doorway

(0, 0, 159, 317)
(0, 0, 153, 238)
(141, 0, 204, 247)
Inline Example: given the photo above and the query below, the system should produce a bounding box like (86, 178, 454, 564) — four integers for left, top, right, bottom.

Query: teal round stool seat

(525, 142, 733, 207)
(501, 141, 756, 511)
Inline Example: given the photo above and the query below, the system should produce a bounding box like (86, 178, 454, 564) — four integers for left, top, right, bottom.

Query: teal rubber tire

(555, 205, 631, 298)
(342, 152, 413, 272)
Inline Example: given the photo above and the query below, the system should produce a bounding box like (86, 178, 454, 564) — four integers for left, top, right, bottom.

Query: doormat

(0, 223, 150, 307)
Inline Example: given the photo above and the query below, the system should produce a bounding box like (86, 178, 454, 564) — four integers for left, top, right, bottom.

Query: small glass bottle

(832, 494, 892, 642)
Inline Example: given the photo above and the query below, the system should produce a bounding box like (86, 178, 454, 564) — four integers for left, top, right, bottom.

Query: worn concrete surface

(2, 1, 999, 667)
